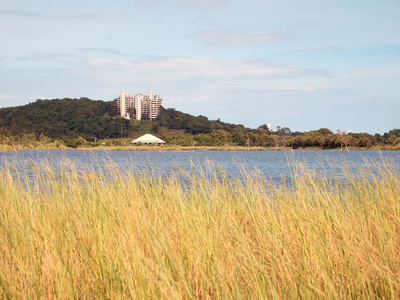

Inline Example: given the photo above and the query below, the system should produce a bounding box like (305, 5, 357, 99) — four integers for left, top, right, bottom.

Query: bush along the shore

(1, 129, 400, 151)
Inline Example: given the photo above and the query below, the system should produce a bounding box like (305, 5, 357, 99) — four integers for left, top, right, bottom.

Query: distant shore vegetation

(0, 97, 399, 151)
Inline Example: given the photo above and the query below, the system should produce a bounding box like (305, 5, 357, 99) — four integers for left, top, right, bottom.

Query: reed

(0, 157, 399, 299)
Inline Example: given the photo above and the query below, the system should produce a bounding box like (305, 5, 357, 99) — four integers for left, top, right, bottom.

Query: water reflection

(0, 149, 399, 186)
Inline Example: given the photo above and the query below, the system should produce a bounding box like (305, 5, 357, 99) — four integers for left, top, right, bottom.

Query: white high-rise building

(117, 90, 162, 120)
(135, 94, 143, 121)
(119, 90, 128, 118)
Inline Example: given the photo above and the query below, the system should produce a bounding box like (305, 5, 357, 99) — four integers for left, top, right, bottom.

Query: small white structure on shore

(131, 134, 165, 145)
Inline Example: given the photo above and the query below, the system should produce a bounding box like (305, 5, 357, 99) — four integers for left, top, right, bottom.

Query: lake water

(1, 149, 399, 185)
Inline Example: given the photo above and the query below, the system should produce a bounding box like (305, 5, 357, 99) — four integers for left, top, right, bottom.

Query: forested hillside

(0, 98, 249, 141)
(0, 98, 126, 140)
(0, 97, 399, 149)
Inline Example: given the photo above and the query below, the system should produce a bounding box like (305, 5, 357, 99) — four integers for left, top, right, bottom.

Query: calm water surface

(1, 149, 399, 185)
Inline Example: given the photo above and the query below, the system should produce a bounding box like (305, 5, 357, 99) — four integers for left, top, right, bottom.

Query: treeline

(0, 98, 399, 149)
(159, 127, 400, 149)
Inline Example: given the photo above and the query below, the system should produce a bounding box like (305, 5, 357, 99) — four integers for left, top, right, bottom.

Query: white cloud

(303, 87, 317, 91)
(280, 87, 301, 90)
(20, 53, 77, 64)
(198, 30, 291, 46)
(135, 0, 231, 9)
(280, 87, 317, 91)
(89, 56, 330, 82)
(77, 47, 124, 56)
(0, 9, 97, 19)
(286, 47, 344, 53)
(90, 59, 114, 67)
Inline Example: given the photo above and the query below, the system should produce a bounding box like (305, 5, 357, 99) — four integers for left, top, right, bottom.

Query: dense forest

(0, 98, 122, 140)
(0, 97, 399, 149)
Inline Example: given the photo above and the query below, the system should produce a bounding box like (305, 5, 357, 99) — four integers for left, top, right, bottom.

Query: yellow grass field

(0, 158, 399, 299)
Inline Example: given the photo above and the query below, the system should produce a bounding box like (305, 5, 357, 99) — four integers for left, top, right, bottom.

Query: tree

(256, 124, 271, 134)
(318, 128, 333, 137)
(211, 130, 232, 146)
(232, 130, 246, 146)
(126, 107, 136, 119)
(276, 126, 291, 136)
(358, 137, 372, 148)
(336, 130, 349, 151)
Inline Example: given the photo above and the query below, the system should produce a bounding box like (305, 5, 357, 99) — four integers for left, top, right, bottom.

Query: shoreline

(1, 145, 399, 152)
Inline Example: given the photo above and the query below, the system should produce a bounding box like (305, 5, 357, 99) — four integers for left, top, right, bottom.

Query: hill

(0, 98, 249, 141)
(0, 98, 125, 141)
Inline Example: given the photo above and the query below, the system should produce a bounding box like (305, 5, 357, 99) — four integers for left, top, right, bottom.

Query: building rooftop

(131, 134, 165, 144)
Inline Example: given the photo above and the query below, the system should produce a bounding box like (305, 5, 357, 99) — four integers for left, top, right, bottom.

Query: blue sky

(1, 0, 399, 134)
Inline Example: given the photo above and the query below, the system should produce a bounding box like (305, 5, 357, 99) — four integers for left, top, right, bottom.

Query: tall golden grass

(0, 157, 399, 299)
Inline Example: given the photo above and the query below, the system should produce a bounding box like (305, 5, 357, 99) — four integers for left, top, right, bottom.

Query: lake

(1, 149, 399, 185)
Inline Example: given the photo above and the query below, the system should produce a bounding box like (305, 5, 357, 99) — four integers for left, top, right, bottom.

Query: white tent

(131, 134, 165, 145)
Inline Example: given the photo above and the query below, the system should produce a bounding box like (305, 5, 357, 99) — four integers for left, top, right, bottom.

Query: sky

(0, 0, 399, 134)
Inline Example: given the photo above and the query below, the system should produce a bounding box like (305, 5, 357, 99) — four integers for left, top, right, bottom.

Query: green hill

(0, 98, 249, 141)
(0, 98, 125, 140)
